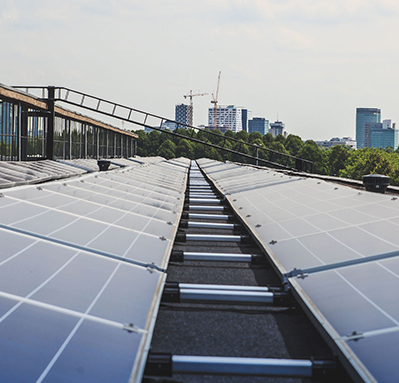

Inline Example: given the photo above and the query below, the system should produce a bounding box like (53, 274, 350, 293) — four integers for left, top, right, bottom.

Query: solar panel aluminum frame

(288, 277, 376, 383)
(197, 159, 381, 383)
(130, 272, 167, 383)
(198, 161, 288, 282)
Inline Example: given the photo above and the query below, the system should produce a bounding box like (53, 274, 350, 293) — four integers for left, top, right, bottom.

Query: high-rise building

(208, 105, 243, 132)
(364, 119, 398, 150)
(248, 117, 269, 135)
(269, 120, 285, 137)
(175, 104, 192, 129)
(241, 109, 252, 132)
(356, 108, 381, 149)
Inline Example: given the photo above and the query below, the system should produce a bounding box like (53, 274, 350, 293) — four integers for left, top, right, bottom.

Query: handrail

(12, 86, 313, 172)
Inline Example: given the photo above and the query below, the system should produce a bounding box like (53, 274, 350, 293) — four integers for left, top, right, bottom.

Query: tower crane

(211, 71, 221, 128)
(183, 90, 208, 126)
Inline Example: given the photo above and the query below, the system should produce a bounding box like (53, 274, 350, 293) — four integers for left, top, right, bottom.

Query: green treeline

(133, 128, 399, 186)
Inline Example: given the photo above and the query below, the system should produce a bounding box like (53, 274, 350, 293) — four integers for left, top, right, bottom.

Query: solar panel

(0, 157, 190, 382)
(197, 158, 399, 383)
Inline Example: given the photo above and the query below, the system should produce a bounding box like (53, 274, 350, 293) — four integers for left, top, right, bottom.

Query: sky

(1, 0, 399, 140)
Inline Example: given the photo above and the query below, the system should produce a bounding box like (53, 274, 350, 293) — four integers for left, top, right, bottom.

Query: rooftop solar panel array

(0, 160, 87, 188)
(0, 157, 189, 382)
(197, 158, 399, 383)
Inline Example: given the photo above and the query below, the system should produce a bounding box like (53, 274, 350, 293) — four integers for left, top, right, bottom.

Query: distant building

(356, 108, 381, 149)
(241, 109, 252, 132)
(269, 120, 285, 137)
(365, 119, 398, 150)
(175, 104, 192, 129)
(144, 120, 176, 133)
(315, 137, 357, 149)
(208, 105, 243, 133)
(248, 118, 269, 135)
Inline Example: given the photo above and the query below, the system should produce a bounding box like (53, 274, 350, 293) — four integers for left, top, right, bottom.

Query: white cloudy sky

(1, 0, 399, 140)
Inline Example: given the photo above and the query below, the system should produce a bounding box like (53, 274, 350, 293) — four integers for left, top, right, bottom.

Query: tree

(224, 130, 235, 138)
(268, 141, 290, 166)
(328, 145, 350, 176)
(284, 134, 303, 157)
(134, 129, 150, 156)
(176, 139, 195, 159)
(231, 141, 250, 163)
(249, 131, 263, 143)
(147, 130, 161, 156)
(384, 146, 394, 153)
(262, 133, 274, 147)
(157, 139, 176, 159)
(339, 148, 394, 180)
(275, 134, 286, 145)
(207, 129, 224, 145)
(297, 140, 326, 174)
(235, 130, 249, 142)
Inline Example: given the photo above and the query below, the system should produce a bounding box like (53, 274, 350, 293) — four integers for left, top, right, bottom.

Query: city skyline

(1, 1, 399, 141)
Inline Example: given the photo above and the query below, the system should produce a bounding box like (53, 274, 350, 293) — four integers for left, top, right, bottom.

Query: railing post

(46, 86, 55, 160)
(20, 105, 28, 161)
(295, 158, 303, 172)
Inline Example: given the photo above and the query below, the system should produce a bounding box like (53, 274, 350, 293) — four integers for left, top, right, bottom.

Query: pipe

(188, 198, 221, 205)
(172, 356, 313, 376)
(179, 289, 274, 304)
(186, 213, 232, 220)
(188, 205, 226, 211)
(184, 252, 252, 262)
(185, 234, 243, 242)
(178, 283, 269, 292)
(185, 222, 236, 229)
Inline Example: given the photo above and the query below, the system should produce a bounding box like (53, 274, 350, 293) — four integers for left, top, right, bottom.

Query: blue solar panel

(0, 158, 190, 382)
(197, 158, 399, 383)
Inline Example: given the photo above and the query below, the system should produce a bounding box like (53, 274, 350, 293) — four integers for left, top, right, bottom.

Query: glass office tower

(356, 108, 381, 149)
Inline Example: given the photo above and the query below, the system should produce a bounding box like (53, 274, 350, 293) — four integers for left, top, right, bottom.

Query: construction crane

(183, 90, 208, 126)
(211, 71, 221, 128)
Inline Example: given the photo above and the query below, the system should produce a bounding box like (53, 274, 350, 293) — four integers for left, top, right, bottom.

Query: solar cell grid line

(200, 160, 399, 274)
(42, 183, 177, 223)
(0, 193, 165, 243)
(0, 158, 193, 380)
(0, 166, 42, 183)
(47, 176, 181, 211)
(102, 171, 187, 194)
(92, 172, 186, 199)
(68, 179, 179, 210)
(73, 174, 186, 216)
(289, 262, 399, 383)
(77, 173, 184, 198)
(0, 233, 164, 382)
(35, 260, 130, 383)
(0, 167, 189, 269)
(101, 170, 185, 191)
(107, 165, 188, 185)
(196, 159, 399, 382)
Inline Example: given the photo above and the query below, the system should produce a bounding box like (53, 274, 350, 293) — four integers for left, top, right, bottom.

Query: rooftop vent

(362, 174, 390, 193)
(97, 160, 111, 172)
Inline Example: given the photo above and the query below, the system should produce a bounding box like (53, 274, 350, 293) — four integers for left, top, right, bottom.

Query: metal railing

(1, 86, 137, 161)
(12, 86, 313, 171)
